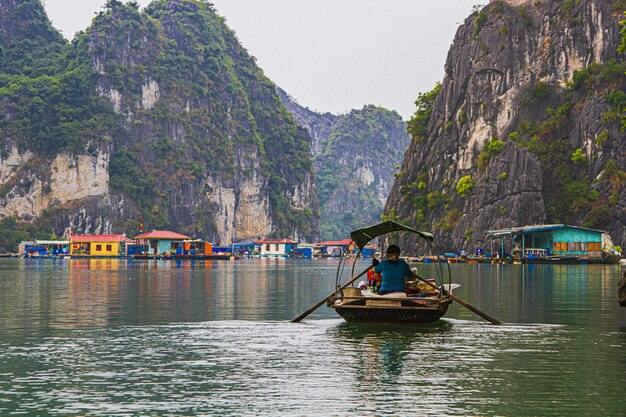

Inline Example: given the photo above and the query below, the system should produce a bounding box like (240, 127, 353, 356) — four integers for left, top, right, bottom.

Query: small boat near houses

(329, 220, 455, 324)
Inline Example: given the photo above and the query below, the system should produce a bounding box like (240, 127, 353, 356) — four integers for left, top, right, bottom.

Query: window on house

(567, 242, 582, 251)
(96, 244, 102, 251)
(106, 244, 112, 252)
(554, 242, 567, 252)
(588, 242, 601, 251)
(275, 244, 279, 251)
(265, 244, 270, 251)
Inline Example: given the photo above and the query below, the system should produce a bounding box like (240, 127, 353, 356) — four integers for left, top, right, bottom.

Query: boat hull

(332, 299, 450, 324)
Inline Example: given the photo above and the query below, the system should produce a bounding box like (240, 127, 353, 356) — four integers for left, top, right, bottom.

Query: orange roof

(134, 230, 191, 240)
(255, 238, 297, 244)
(71, 234, 134, 243)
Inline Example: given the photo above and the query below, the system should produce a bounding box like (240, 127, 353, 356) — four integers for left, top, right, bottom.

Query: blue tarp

(292, 247, 312, 258)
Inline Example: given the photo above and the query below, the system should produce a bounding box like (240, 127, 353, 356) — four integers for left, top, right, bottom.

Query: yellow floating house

(70, 234, 134, 257)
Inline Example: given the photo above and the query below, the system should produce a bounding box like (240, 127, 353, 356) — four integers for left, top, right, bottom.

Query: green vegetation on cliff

(0, 0, 115, 156)
(407, 83, 440, 142)
(0, 0, 319, 242)
(316, 105, 408, 240)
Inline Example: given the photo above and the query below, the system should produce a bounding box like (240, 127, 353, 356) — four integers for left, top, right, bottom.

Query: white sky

(43, 0, 478, 119)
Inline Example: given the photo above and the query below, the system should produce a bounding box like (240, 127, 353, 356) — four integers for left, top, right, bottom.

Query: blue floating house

(485, 224, 617, 263)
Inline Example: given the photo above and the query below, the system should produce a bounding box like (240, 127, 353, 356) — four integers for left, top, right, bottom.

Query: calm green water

(0, 258, 624, 416)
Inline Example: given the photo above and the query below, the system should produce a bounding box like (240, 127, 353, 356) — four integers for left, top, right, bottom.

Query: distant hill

(279, 90, 410, 240)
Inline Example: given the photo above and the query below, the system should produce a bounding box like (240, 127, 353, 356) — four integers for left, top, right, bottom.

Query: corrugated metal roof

(71, 234, 134, 243)
(485, 224, 605, 236)
(134, 230, 191, 240)
(34, 240, 69, 245)
(255, 238, 298, 244)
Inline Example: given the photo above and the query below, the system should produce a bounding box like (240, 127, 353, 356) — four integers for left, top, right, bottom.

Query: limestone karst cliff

(0, 0, 319, 247)
(279, 90, 410, 240)
(385, 0, 626, 253)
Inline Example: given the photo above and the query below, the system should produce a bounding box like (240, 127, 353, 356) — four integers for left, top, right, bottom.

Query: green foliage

(0, 0, 66, 77)
(0, 3, 116, 156)
(433, 208, 461, 233)
(618, 12, 626, 54)
(458, 109, 468, 124)
(595, 130, 609, 147)
(474, 11, 488, 37)
(477, 139, 505, 171)
(581, 204, 612, 229)
(529, 81, 552, 100)
(109, 148, 156, 205)
(456, 175, 476, 198)
(560, 0, 574, 17)
(499, 172, 508, 180)
(0, 213, 57, 252)
(570, 148, 588, 165)
(381, 208, 399, 222)
(601, 159, 626, 205)
(408, 83, 441, 142)
(465, 227, 474, 242)
(426, 192, 450, 209)
(602, 90, 626, 130)
(518, 6, 533, 27)
(317, 106, 406, 239)
(498, 205, 507, 215)
(397, 171, 432, 230)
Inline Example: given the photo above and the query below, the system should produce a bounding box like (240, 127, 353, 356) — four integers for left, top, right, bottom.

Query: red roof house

(134, 230, 191, 240)
(255, 238, 298, 257)
(133, 230, 192, 255)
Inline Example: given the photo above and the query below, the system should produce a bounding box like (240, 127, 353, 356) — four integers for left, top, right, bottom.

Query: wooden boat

(329, 220, 454, 324)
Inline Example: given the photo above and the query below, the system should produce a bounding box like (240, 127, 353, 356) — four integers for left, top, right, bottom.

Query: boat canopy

(350, 220, 434, 250)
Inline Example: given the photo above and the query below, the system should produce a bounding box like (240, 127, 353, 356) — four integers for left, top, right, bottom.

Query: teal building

(485, 224, 610, 261)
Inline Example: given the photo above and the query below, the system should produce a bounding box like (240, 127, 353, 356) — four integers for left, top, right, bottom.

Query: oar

(415, 275, 502, 325)
(292, 264, 374, 323)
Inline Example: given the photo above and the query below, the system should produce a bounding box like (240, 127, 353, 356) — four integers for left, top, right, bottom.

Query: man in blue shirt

(372, 245, 416, 294)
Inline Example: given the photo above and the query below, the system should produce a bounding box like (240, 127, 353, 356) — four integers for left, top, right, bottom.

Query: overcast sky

(43, 0, 478, 120)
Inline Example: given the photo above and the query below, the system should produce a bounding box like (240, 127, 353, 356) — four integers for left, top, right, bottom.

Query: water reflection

(0, 259, 625, 416)
(329, 322, 453, 381)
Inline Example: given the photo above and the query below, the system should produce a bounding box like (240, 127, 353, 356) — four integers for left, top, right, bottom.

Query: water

(0, 258, 624, 416)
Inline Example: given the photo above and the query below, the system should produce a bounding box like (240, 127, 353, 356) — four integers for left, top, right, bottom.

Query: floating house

(19, 240, 69, 257)
(292, 243, 314, 259)
(133, 230, 192, 255)
(314, 239, 354, 257)
(231, 242, 257, 256)
(485, 224, 615, 263)
(361, 243, 379, 258)
(255, 238, 297, 257)
(70, 234, 133, 257)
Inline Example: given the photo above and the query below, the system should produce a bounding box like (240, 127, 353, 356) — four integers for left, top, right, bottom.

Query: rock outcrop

(279, 88, 410, 240)
(385, 0, 626, 252)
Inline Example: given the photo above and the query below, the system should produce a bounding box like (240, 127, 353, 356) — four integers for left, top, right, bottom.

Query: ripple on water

(5, 318, 617, 416)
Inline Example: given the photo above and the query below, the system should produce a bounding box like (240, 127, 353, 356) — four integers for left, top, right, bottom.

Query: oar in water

(291, 264, 374, 323)
(415, 275, 502, 325)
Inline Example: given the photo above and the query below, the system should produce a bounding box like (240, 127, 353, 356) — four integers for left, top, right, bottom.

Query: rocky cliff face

(279, 90, 410, 240)
(0, 0, 319, 245)
(385, 0, 626, 252)
(315, 106, 409, 240)
(277, 88, 340, 155)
